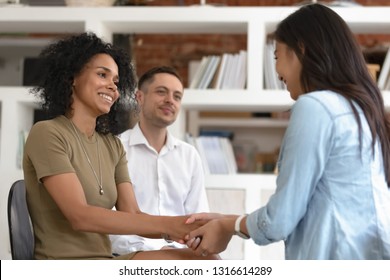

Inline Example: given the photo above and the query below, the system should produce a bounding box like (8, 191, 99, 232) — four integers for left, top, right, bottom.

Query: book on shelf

(189, 56, 209, 89)
(201, 136, 227, 174)
(212, 53, 229, 89)
(198, 55, 221, 89)
(185, 133, 210, 174)
(264, 40, 274, 89)
(264, 39, 285, 90)
(190, 55, 219, 89)
(237, 50, 247, 89)
(220, 50, 248, 89)
(378, 46, 390, 90)
(219, 137, 237, 174)
(185, 133, 237, 175)
(188, 50, 247, 90)
(220, 53, 234, 89)
(221, 53, 240, 89)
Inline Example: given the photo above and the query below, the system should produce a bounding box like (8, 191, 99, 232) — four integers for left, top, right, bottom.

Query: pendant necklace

(70, 120, 104, 195)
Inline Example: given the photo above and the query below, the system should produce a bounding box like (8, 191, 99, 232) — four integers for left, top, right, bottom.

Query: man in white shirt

(110, 66, 209, 254)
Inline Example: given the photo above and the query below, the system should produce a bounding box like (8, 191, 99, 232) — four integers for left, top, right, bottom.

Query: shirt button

(261, 221, 267, 227)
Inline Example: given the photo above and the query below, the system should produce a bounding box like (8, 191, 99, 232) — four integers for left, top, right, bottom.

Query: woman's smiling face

(72, 53, 120, 117)
(274, 41, 304, 100)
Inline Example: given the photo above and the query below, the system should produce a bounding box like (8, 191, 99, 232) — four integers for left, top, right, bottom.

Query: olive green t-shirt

(23, 115, 131, 259)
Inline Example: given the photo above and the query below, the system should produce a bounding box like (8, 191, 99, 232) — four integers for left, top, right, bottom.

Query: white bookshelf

(1, 6, 390, 260)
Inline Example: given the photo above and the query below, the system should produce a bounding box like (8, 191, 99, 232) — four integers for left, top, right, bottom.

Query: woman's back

(282, 90, 390, 259)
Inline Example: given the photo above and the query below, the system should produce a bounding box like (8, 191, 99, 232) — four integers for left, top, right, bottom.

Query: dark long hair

(274, 3, 390, 187)
(30, 32, 136, 135)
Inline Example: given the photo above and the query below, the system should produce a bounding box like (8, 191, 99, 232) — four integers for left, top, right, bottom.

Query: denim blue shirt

(246, 90, 390, 259)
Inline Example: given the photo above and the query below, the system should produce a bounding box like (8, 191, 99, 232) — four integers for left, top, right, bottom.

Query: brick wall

(128, 0, 390, 86)
(132, 34, 247, 86)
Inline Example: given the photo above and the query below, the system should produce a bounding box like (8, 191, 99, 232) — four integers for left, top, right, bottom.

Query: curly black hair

(30, 32, 137, 135)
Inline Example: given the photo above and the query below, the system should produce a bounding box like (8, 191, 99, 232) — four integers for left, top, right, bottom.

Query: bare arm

(115, 179, 163, 239)
(42, 173, 202, 240)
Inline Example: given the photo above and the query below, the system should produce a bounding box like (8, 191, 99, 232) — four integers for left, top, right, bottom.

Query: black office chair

(7, 179, 34, 260)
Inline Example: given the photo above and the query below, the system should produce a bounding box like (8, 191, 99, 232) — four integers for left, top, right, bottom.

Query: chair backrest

(7, 179, 34, 260)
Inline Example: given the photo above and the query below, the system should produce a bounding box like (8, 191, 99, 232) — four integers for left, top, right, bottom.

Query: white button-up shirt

(110, 123, 209, 254)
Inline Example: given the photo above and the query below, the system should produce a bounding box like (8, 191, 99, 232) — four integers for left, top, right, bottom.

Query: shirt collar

(126, 123, 180, 151)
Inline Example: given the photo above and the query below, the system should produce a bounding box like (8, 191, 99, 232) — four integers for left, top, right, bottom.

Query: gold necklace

(69, 120, 104, 195)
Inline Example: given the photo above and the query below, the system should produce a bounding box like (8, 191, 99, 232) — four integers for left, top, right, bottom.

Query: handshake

(163, 213, 250, 257)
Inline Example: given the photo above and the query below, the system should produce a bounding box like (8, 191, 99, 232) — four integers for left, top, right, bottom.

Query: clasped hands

(168, 212, 237, 257)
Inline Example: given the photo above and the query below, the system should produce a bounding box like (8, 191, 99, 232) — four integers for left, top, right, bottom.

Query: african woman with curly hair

(23, 32, 218, 260)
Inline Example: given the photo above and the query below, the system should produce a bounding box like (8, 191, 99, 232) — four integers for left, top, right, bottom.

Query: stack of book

(189, 50, 247, 89)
